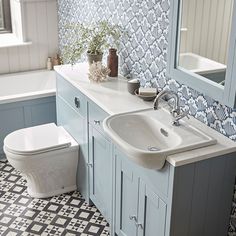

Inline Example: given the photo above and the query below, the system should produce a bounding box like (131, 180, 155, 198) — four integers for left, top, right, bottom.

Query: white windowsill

(0, 33, 32, 48)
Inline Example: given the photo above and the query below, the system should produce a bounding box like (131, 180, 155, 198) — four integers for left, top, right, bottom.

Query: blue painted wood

(88, 100, 108, 135)
(115, 147, 168, 236)
(167, 0, 236, 108)
(89, 124, 112, 223)
(114, 146, 236, 236)
(168, 154, 236, 236)
(224, 2, 236, 107)
(115, 148, 139, 236)
(0, 96, 56, 158)
(56, 74, 86, 117)
(56, 95, 89, 202)
(24, 98, 56, 126)
(138, 180, 167, 236)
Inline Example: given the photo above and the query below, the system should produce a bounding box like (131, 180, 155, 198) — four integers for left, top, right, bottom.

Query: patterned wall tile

(57, 1, 236, 234)
(57, 0, 236, 141)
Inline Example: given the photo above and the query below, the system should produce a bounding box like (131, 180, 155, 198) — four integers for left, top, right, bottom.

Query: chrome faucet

(172, 109, 189, 126)
(153, 90, 189, 126)
(153, 90, 180, 113)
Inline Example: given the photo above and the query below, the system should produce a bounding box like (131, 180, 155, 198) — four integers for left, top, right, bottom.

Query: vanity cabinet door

(89, 124, 112, 223)
(137, 181, 167, 236)
(115, 148, 168, 236)
(56, 95, 89, 202)
(115, 150, 139, 236)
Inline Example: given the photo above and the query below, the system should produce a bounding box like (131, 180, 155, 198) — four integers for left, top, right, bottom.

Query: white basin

(103, 108, 217, 169)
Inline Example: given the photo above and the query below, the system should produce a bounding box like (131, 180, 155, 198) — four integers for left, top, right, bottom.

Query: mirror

(177, 0, 234, 87)
(168, 0, 236, 107)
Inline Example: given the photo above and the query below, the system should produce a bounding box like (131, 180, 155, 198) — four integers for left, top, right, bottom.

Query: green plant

(62, 21, 122, 65)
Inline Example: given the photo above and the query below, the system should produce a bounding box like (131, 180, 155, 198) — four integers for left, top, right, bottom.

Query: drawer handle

(94, 120, 101, 125)
(74, 97, 80, 108)
(135, 222, 143, 229)
(129, 215, 137, 221)
(87, 163, 93, 168)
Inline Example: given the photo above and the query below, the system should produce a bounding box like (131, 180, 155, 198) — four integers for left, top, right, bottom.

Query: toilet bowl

(3, 123, 79, 198)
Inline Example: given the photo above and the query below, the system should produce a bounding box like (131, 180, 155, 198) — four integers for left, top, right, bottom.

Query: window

(0, 0, 11, 33)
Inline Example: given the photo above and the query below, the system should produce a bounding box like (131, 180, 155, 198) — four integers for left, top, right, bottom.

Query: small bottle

(47, 57, 53, 70)
(52, 54, 61, 66)
(107, 48, 118, 77)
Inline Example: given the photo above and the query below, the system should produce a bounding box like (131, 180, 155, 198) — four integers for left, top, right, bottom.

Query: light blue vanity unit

(55, 68, 236, 236)
(0, 96, 56, 158)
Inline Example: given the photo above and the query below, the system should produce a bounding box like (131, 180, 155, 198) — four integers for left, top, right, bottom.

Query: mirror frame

(167, 0, 236, 108)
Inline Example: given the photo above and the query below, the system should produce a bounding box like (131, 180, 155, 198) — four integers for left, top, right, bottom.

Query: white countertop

(54, 63, 236, 167)
(54, 63, 152, 115)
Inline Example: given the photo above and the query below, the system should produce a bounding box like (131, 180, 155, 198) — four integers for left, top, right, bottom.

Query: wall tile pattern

(57, 0, 236, 234)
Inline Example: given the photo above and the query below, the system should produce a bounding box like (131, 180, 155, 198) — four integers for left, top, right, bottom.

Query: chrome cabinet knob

(135, 222, 143, 229)
(87, 163, 93, 167)
(93, 120, 101, 125)
(74, 97, 80, 108)
(129, 215, 137, 221)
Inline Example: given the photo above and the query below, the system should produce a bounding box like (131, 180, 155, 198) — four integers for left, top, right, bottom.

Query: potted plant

(62, 21, 122, 65)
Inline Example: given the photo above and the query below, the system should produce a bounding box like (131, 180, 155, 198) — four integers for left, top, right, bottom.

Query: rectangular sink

(103, 108, 216, 169)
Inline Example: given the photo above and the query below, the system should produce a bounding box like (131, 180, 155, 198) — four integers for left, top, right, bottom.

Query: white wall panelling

(180, 0, 234, 64)
(0, 0, 58, 74)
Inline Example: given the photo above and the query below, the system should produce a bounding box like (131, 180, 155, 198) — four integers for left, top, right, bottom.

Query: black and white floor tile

(0, 160, 109, 236)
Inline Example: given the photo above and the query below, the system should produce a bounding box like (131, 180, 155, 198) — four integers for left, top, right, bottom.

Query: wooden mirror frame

(167, 0, 236, 108)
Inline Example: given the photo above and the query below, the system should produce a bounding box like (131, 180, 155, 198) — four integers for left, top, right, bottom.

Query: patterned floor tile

(9, 217, 32, 231)
(21, 208, 41, 220)
(4, 203, 26, 216)
(34, 211, 57, 224)
(0, 181, 14, 191)
(0, 159, 110, 235)
(58, 204, 79, 218)
(42, 224, 66, 236)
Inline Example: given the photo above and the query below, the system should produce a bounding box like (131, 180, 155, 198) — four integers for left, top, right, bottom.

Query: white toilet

(3, 123, 79, 199)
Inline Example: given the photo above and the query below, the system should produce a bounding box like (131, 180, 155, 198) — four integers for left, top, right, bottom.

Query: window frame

(0, 0, 12, 34)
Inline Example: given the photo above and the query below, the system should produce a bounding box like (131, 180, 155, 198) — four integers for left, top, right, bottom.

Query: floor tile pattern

(0, 160, 109, 236)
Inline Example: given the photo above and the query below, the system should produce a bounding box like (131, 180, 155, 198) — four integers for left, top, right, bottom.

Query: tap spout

(153, 90, 179, 112)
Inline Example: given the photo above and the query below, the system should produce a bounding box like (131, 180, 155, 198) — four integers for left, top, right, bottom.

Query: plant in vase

(62, 21, 122, 65)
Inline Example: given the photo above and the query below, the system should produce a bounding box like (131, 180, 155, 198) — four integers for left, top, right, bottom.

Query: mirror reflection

(177, 0, 234, 86)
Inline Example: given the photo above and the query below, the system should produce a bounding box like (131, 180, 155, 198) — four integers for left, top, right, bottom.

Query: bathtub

(0, 70, 56, 158)
(179, 53, 226, 75)
(0, 70, 56, 104)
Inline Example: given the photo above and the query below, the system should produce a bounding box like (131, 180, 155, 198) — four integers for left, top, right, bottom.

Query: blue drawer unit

(57, 74, 86, 117)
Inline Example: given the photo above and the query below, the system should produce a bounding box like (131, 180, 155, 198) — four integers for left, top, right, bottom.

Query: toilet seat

(4, 123, 73, 156)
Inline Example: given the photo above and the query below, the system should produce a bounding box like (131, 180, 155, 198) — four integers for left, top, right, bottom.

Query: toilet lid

(4, 123, 72, 155)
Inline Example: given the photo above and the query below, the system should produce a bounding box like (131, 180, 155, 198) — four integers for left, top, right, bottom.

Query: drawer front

(88, 101, 108, 133)
(56, 74, 86, 118)
(57, 96, 86, 145)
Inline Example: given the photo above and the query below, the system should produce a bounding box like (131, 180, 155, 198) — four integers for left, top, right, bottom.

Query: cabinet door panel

(88, 101, 108, 134)
(57, 96, 89, 201)
(89, 125, 112, 223)
(57, 75, 86, 117)
(57, 96, 85, 144)
(0, 106, 25, 156)
(25, 100, 56, 126)
(138, 181, 167, 236)
(115, 151, 139, 236)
